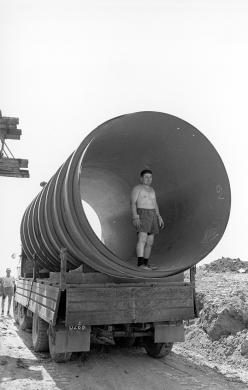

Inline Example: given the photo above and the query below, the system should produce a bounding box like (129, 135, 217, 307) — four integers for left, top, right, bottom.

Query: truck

(14, 111, 231, 362)
(14, 250, 196, 362)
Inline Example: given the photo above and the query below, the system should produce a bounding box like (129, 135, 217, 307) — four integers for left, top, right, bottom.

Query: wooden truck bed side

(15, 271, 195, 328)
(15, 279, 60, 325)
(66, 281, 194, 326)
(14, 271, 195, 359)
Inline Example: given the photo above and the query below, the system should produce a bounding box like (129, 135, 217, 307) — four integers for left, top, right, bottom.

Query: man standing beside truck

(131, 169, 164, 270)
(1, 268, 15, 316)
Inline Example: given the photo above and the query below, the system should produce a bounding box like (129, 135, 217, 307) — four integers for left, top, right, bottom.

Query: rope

(26, 278, 35, 310)
(4, 142, 15, 158)
(26, 256, 36, 310)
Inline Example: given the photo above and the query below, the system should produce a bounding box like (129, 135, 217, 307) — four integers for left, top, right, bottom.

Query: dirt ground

(0, 315, 247, 389)
(1, 259, 248, 390)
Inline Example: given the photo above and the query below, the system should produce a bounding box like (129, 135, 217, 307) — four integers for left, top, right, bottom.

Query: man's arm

(131, 186, 140, 218)
(154, 193, 164, 228)
(131, 186, 141, 228)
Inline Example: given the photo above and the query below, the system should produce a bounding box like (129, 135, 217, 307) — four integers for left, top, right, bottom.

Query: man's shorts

(137, 208, 160, 235)
(2, 287, 14, 298)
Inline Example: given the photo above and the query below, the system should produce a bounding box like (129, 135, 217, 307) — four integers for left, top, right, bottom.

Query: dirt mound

(178, 269, 248, 382)
(183, 324, 248, 368)
(202, 257, 248, 273)
(200, 292, 248, 340)
(196, 271, 248, 341)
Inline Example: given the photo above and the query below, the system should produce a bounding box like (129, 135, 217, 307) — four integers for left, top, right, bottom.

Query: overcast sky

(0, 0, 248, 276)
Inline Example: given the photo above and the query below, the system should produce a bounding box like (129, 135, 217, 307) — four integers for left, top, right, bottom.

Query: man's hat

(6, 268, 11, 272)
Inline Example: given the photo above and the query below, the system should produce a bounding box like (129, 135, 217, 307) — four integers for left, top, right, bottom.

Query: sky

(0, 0, 248, 276)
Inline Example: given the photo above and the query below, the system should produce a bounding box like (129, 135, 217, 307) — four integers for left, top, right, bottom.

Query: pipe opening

(80, 166, 137, 263)
(81, 200, 103, 243)
(78, 112, 231, 274)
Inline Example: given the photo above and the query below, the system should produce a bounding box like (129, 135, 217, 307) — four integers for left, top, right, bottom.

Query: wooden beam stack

(0, 158, 29, 177)
(0, 110, 29, 178)
(0, 115, 21, 140)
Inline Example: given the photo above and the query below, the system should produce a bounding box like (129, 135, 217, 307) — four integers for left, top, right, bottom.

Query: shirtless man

(131, 169, 164, 270)
(1, 268, 15, 316)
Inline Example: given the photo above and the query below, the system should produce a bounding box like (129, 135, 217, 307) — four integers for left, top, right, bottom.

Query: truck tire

(13, 299, 19, 324)
(143, 337, 173, 358)
(32, 314, 49, 352)
(48, 326, 72, 363)
(18, 305, 32, 330)
(114, 337, 136, 347)
(48, 336, 72, 363)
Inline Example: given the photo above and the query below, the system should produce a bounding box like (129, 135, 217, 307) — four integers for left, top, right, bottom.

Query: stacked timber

(0, 110, 29, 178)
(0, 158, 29, 178)
(0, 115, 21, 140)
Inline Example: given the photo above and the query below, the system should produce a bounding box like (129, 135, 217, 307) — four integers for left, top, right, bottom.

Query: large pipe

(21, 111, 231, 279)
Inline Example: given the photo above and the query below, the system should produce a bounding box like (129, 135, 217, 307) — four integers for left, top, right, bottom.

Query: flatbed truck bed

(14, 254, 196, 362)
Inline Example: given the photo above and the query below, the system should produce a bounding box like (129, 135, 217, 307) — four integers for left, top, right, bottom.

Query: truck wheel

(32, 314, 49, 352)
(18, 305, 32, 330)
(114, 337, 136, 347)
(48, 327, 72, 363)
(48, 336, 72, 363)
(13, 299, 19, 324)
(143, 337, 173, 358)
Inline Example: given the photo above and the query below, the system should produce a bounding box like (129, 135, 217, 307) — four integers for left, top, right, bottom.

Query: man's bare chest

(138, 188, 155, 201)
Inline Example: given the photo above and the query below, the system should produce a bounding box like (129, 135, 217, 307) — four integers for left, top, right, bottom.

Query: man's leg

(1, 296, 5, 315)
(7, 294, 12, 315)
(136, 232, 148, 266)
(143, 234, 154, 265)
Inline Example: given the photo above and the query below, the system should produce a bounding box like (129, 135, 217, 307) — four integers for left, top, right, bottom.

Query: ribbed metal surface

(21, 111, 231, 279)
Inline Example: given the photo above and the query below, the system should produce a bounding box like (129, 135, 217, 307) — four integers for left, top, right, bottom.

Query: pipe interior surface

(21, 112, 231, 279)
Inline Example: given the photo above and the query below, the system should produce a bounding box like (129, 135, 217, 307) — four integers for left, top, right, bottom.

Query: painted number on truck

(69, 325, 86, 331)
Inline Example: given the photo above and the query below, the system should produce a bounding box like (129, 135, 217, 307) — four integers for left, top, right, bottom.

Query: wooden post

(190, 265, 197, 317)
(60, 248, 68, 291)
(32, 254, 37, 280)
(190, 265, 196, 286)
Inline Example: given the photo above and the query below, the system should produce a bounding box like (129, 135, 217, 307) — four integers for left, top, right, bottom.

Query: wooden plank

(67, 309, 134, 326)
(136, 307, 194, 323)
(16, 287, 57, 311)
(66, 307, 194, 326)
(67, 281, 188, 289)
(0, 158, 28, 169)
(15, 289, 57, 311)
(0, 129, 21, 140)
(0, 124, 17, 129)
(15, 293, 56, 324)
(135, 285, 192, 299)
(16, 285, 58, 302)
(48, 271, 184, 284)
(15, 292, 28, 306)
(0, 116, 19, 125)
(67, 297, 193, 313)
(67, 294, 192, 309)
(67, 284, 192, 302)
(17, 280, 60, 298)
(27, 300, 55, 324)
(0, 171, 29, 178)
